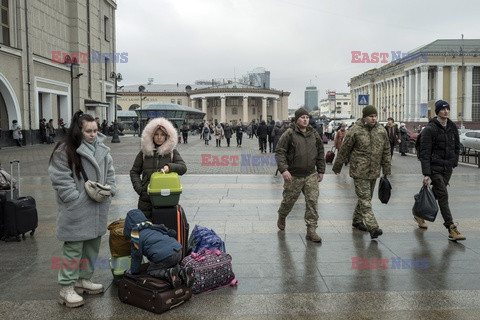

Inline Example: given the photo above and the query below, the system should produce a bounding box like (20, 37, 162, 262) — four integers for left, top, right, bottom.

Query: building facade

(318, 91, 352, 119)
(349, 39, 480, 128)
(0, 0, 118, 146)
(117, 82, 290, 125)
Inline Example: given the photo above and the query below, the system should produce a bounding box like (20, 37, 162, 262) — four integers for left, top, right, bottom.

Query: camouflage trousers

(353, 178, 379, 231)
(278, 172, 319, 228)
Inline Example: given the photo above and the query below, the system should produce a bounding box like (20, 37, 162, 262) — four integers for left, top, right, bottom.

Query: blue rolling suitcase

(2, 160, 38, 242)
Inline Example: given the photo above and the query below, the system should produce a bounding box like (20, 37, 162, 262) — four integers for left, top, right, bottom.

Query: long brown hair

(49, 111, 95, 179)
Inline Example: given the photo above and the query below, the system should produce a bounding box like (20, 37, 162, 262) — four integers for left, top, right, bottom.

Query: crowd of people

(41, 99, 465, 308)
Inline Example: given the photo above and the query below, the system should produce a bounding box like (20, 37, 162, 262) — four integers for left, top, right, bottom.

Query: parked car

(459, 130, 480, 153)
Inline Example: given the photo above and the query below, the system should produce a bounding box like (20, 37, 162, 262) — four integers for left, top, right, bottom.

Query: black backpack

(415, 125, 438, 160)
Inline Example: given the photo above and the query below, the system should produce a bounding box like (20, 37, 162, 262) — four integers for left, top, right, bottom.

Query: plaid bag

(180, 249, 237, 294)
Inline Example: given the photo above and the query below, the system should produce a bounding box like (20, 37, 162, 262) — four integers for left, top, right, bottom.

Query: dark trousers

(226, 138, 230, 147)
(236, 135, 243, 146)
(430, 172, 453, 228)
(389, 142, 395, 157)
(259, 137, 267, 152)
(182, 132, 188, 143)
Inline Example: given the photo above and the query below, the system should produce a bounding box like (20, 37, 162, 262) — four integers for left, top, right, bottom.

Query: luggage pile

(0, 160, 38, 242)
(113, 171, 237, 314)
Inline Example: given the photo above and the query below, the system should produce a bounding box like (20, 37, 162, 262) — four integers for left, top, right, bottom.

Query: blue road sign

(358, 94, 369, 105)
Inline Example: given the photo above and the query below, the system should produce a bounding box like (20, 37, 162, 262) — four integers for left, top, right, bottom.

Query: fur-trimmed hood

(141, 118, 178, 157)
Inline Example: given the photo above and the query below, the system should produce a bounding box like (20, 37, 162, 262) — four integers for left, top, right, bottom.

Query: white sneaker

(58, 285, 84, 308)
(74, 279, 104, 295)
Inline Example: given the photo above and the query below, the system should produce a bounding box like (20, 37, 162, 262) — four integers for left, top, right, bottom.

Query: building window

(343, 102, 348, 105)
(104, 57, 110, 80)
(231, 98, 238, 106)
(337, 102, 341, 105)
(1, 0, 10, 45)
(472, 67, 480, 121)
(177, 99, 182, 105)
(252, 108, 256, 114)
(232, 107, 238, 115)
(171, 99, 175, 104)
(104, 16, 110, 41)
(214, 107, 217, 115)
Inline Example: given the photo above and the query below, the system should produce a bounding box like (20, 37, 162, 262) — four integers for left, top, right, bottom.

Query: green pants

(58, 236, 102, 286)
(278, 172, 319, 228)
(353, 178, 378, 231)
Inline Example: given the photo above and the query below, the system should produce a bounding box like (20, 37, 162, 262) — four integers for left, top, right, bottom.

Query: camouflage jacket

(332, 119, 391, 179)
(276, 124, 325, 177)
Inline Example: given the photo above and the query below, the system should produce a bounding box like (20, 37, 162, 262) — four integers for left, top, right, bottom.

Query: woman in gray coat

(48, 111, 116, 308)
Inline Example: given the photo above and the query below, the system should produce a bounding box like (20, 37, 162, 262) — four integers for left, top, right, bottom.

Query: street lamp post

(110, 72, 122, 143)
(139, 85, 146, 135)
(63, 55, 82, 118)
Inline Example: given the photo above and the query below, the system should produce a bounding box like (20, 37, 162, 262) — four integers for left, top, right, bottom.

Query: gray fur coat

(48, 133, 116, 241)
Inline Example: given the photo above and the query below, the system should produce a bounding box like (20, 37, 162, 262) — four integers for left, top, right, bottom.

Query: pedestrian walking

(181, 121, 189, 144)
(236, 122, 244, 147)
(47, 119, 56, 144)
(276, 107, 325, 242)
(48, 111, 116, 308)
(224, 123, 233, 147)
(256, 120, 268, 152)
(130, 117, 187, 219)
(202, 123, 211, 145)
(332, 105, 391, 239)
(272, 121, 285, 153)
(416, 100, 466, 241)
(385, 117, 401, 158)
(399, 123, 409, 156)
(214, 123, 224, 147)
(11, 120, 22, 147)
(267, 120, 275, 152)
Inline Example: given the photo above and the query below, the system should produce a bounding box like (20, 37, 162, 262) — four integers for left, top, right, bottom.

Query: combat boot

(74, 279, 104, 295)
(414, 216, 428, 229)
(448, 224, 466, 241)
(306, 227, 322, 243)
(58, 285, 84, 308)
(370, 228, 383, 239)
(277, 215, 286, 231)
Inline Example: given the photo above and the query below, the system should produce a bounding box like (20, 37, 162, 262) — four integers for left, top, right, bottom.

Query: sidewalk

(1, 135, 480, 319)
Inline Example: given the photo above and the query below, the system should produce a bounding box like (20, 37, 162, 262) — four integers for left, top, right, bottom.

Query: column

(420, 65, 428, 119)
(202, 98, 207, 114)
(450, 66, 458, 121)
(190, 99, 195, 109)
(436, 66, 443, 100)
(262, 97, 267, 122)
(242, 96, 248, 124)
(415, 67, 421, 121)
(273, 98, 278, 121)
(406, 70, 412, 121)
(220, 96, 226, 123)
(464, 66, 473, 122)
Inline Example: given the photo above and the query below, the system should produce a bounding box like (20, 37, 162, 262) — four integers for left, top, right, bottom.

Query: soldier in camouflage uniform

(276, 108, 326, 242)
(332, 105, 391, 239)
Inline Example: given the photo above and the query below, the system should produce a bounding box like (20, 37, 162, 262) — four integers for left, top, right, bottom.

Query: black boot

(161, 266, 181, 288)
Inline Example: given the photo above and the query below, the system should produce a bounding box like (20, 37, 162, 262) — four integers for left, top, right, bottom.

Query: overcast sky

(116, 0, 480, 109)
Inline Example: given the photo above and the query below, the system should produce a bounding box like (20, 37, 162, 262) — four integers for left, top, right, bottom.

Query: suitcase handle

(9, 160, 20, 199)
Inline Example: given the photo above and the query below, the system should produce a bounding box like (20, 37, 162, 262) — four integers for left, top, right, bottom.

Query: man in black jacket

(417, 100, 465, 241)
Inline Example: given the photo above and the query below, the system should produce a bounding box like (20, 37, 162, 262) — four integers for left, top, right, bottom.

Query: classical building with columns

(117, 82, 290, 125)
(349, 39, 480, 128)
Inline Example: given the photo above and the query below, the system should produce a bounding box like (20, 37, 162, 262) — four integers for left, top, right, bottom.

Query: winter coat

(267, 123, 275, 141)
(130, 118, 187, 216)
(385, 122, 400, 145)
(11, 123, 21, 140)
(124, 209, 182, 274)
(48, 133, 117, 241)
(334, 129, 347, 150)
(399, 126, 410, 154)
(236, 125, 244, 136)
(47, 122, 55, 136)
(276, 124, 326, 177)
(214, 125, 224, 140)
(202, 125, 211, 141)
(332, 119, 391, 179)
(272, 123, 285, 146)
(420, 117, 459, 176)
(256, 123, 268, 139)
(224, 126, 233, 139)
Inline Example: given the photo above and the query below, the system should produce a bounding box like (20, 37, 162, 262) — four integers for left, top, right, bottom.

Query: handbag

(81, 167, 111, 202)
(412, 185, 438, 222)
(378, 175, 392, 204)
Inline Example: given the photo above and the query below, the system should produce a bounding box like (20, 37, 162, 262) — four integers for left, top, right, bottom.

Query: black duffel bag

(378, 175, 392, 204)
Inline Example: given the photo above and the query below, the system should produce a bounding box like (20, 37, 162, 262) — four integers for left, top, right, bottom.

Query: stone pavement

(1, 134, 480, 319)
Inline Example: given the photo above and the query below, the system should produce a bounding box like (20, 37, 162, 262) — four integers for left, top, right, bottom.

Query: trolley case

(2, 160, 38, 241)
(118, 266, 192, 314)
(325, 147, 335, 164)
(151, 204, 190, 258)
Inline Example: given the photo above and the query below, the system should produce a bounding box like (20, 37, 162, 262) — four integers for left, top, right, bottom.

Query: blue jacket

(124, 209, 182, 274)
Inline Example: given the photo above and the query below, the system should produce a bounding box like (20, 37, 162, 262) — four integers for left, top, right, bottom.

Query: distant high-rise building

(304, 86, 318, 112)
(247, 67, 270, 88)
